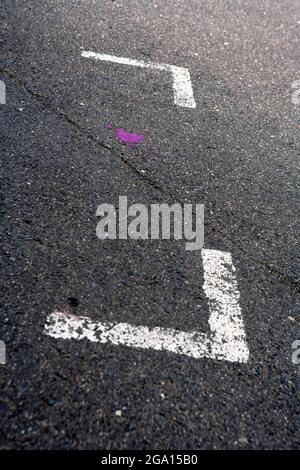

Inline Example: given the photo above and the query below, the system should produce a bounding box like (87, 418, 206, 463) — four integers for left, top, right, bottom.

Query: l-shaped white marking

(81, 51, 196, 109)
(44, 249, 249, 363)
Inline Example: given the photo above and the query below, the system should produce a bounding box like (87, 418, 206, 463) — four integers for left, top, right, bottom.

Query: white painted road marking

(0, 80, 6, 104)
(45, 249, 249, 363)
(81, 51, 196, 109)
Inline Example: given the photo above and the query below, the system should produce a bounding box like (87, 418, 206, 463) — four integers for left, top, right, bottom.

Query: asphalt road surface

(1, 0, 300, 450)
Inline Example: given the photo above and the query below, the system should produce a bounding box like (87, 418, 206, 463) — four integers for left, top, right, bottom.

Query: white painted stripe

(202, 249, 249, 363)
(81, 51, 196, 109)
(169, 66, 196, 108)
(81, 51, 168, 71)
(44, 249, 248, 363)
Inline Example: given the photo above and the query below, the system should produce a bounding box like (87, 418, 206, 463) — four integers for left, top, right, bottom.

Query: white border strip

(81, 51, 196, 109)
(44, 249, 248, 363)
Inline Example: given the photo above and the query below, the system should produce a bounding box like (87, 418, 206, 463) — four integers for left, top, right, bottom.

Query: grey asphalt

(1, 0, 300, 449)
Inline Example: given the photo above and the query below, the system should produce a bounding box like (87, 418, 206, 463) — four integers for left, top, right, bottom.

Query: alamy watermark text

(96, 197, 204, 251)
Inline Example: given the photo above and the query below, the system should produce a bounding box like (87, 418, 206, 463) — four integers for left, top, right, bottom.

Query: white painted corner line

(44, 249, 249, 363)
(81, 51, 196, 109)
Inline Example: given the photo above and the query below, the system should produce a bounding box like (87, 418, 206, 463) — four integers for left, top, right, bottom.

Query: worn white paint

(81, 51, 196, 109)
(0, 340, 6, 365)
(291, 80, 300, 105)
(44, 249, 248, 363)
(202, 249, 249, 362)
(0, 80, 6, 105)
